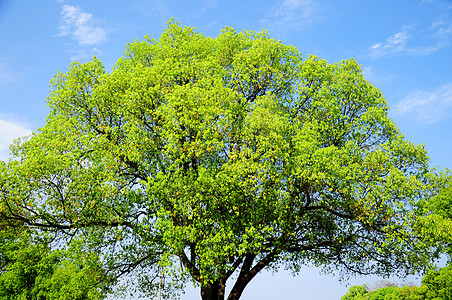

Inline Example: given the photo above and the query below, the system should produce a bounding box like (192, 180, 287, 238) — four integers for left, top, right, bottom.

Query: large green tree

(0, 22, 443, 300)
(0, 228, 109, 300)
(341, 284, 429, 300)
(417, 180, 452, 255)
(342, 181, 452, 300)
(341, 264, 452, 300)
(422, 264, 452, 299)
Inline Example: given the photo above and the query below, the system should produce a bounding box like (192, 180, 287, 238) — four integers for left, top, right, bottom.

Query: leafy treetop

(0, 21, 444, 300)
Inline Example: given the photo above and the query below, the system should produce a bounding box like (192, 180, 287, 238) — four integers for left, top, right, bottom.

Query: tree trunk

(200, 251, 278, 300)
(201, 279, 226, 300)
(226, 278, 247, 300)
(227, 251, 278, 300)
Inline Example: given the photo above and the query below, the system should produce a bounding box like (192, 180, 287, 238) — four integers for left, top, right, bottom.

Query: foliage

(366, 279, 396, 291)
(429, 180, 452, 219)
(0, 229, 109, 300)
(422, 264, 452, 299)
(341, 285, 368, 300)
(342, 181, 452, 300)
(420, 182, 452, 300)
(0, 21, 443, 299)
(341, 265, 452, 300)
(341, 285, 428, 300)
(414, 178, 452, 259)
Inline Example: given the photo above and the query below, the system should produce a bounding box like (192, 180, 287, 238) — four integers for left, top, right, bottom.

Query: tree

(423, 264, 452, 299)
(429, 181, 452, 220)
(366, 279, 396, 291)
(342, 182, 452, 300)
(341, 285, 368, 300)
(342, 284, 429, 300)
(341, 264, 452, 300)
(0, 229, 109, 300)
(413, 177, 452, 260)
(0, 21, 443, 300)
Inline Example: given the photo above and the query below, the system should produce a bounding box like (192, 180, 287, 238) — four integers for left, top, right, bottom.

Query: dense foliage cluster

(0, 229, 108, 300)
(343, 183, 452, 300)
(0, 21, 447, 299)
(342, 264, 452, 300)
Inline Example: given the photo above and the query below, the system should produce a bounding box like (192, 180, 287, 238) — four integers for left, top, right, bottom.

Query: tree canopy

(413, 177, 452, 260)
(341, 264, 452, 300)
(0, 229, 108, 300)
(342, 284, 428, 300)
(0, 21, 444, 300)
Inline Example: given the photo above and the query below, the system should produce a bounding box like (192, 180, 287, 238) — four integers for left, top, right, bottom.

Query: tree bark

(201, 279, 226, 300)
(227, 251, 278, 300)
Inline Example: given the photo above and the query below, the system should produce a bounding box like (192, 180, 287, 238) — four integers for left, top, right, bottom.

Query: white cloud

(58, 5, 106, 46)
(261, 0, 320, 30)
(432, 20, 452, 39)
(369, 26, 412, 58)
(0, 117, 32, 161)
(369, 21, 451, 59)
(392, 83, 452, 123)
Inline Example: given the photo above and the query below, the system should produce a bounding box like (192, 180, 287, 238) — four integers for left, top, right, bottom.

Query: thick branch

(178, 250, 201, 282)
(224, 256, 244, 281)
(227, 250, 277, 300)
(0, 211, 134, 231)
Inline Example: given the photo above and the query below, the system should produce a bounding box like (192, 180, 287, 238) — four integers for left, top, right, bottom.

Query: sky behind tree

(1, 0, 451, 299)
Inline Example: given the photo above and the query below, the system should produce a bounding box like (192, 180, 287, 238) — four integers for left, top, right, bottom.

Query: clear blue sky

(1, 0, 451, 299)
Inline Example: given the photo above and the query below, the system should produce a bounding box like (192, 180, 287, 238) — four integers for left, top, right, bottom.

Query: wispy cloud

(261, 0, 320, 31)
(0, 116, 32, 161)
(369, 20, 452, 59)
(392, 83, 452, 123)
(369, 26, 413, 58)
(58, 5, 107, 46)
(432, 20, 452, 39)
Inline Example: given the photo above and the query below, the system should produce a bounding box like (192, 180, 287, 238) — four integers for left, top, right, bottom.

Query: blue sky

(1, 0, 451, 299)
